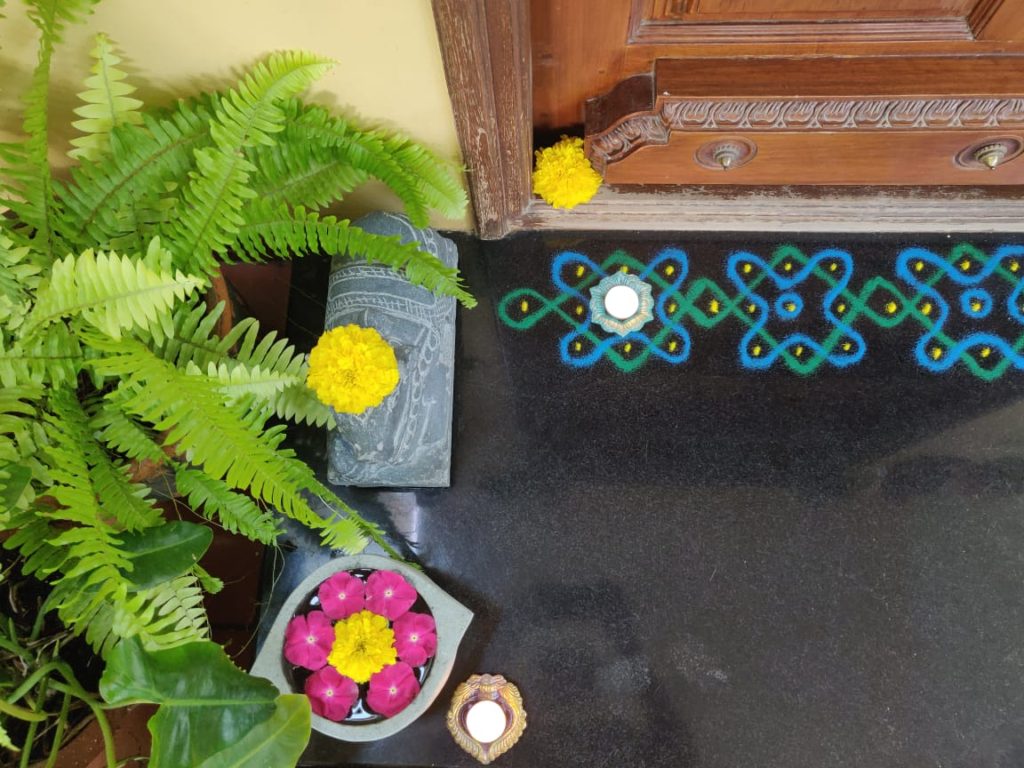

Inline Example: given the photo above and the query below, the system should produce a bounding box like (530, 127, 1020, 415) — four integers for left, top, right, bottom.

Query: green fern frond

(175, 466, 281, 544)
(57, 101, 214, 247)
(282, 100, 467, 225)
(146, 301, 332, 427)
(25, 240, 203, 339)
(0, 232, 40, 326)
(6, 0, 100, 262)
(160, 52, 333, 274)
(69, 33, 144, 162)
(0, 325, 82, 388)
(249, 138, 369, 210)
(235, 201, 475, 307)
(90, 396, 166, 464)
(109, 574, 209, 651)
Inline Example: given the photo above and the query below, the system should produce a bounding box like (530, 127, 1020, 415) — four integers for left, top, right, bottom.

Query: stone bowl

(251, 554, 473, 742)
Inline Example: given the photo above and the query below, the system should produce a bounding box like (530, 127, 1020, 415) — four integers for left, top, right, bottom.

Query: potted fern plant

(0, 0, 473, 764)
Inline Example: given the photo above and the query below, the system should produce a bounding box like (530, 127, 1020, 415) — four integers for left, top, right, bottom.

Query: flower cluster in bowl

(283, 569, 437, 721)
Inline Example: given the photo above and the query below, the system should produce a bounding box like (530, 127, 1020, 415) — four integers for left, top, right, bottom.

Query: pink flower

(365, 570, 417, 620)
(304, 666, 359, 722)
(367, 662, 420, 718)
(283, 611, 333, 670)
(392, 612, 437, 667)
(318, 571, 366, 620)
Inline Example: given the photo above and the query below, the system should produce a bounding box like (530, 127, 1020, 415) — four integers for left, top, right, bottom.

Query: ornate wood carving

(589, 97, 1024, 171)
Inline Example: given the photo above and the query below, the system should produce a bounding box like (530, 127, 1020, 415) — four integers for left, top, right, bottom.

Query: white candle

(604, 285, 640, 320)
(465, 700, 507, 743)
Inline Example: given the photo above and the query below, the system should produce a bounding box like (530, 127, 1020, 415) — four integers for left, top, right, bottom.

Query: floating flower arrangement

(283, 569, 438, 721)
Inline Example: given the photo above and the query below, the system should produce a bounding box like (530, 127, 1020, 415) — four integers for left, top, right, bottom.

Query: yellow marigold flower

(532, 135, 602, 210)
(307, 324, 400, 415)
(328, 609, 397, 684)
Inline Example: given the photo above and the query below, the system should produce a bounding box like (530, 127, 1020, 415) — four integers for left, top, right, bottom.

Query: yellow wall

(0, 0, 471, 230)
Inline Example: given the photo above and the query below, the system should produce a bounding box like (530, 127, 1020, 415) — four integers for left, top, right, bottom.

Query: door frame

(432, 0, 1024, 239)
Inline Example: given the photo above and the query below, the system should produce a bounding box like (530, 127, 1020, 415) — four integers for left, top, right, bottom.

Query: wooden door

(534, 0, 1024, 185)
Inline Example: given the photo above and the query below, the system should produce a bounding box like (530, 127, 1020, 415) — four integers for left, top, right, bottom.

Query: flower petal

(318, 571, 366, 620)
(366, 662, 420, 718)
(365, 570, 418, 620)
(393, 612, 437, 667)
(305, 667, 359, 722)
(283, 611, 333, 670)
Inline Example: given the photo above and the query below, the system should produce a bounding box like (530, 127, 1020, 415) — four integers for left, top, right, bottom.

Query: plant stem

(42, 690, 71, 768)
(0, 698, 47, 722)
(18, 676, 48, 768)
(6, 661, 62, 705)
(48, 681, 116, 768)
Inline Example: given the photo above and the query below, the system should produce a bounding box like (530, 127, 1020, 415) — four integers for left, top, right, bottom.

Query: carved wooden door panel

(533, 0, 1024, 185)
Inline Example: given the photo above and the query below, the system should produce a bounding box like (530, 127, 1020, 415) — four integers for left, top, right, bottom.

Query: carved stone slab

(325, 213, 457, 487)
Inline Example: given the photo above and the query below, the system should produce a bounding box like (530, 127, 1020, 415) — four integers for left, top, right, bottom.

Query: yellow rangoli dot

(784, 302, 796, 312)
(743, 263, 752, 274)
(668, 303, 677, 314)
(665, 265, 675, 276)
(921, 302, 932, 315)
(842, 342, 852, 351)
(981, 346, 992, 358)
(669, 340, 678, 352)
(1012, 262, 1020, 272)
(915, 261, 925, 272)
(575, 305, 584, 316)
(837, 303, 846, 313)
(574, 341, 582, 352)
(747, 303, 756, 313)
(752, 345, 762, 356)
(886, 301, 898, 314)
(709, 299, 720, 314)
(931, 347, 943, 360)
(623, 343, 632, 353)
(795, 345, 804, 356)
(960, 259, 971, 271)
(971, 300, 982, 312)
(575, 265, 585, 277)
(829, 262, 838, 272)
(620, 265, 629, 273)
(520, 300, 529, 312)
(783, 262, 792, 271)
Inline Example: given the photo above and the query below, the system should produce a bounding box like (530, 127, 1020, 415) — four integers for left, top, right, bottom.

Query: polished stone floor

(273, 232, 1024, 768)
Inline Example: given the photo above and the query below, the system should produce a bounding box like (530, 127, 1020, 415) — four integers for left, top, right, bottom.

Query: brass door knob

(696, 137, 757, 171)
(955, 137, 1023, 170)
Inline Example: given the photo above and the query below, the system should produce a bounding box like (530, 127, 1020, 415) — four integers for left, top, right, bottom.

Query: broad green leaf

(100, 638, 279, 768)
(118, 521, 212, 590)
(195, 695, 310, 768)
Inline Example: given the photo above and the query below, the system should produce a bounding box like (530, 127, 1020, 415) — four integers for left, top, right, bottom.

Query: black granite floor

(281, 232, 1024, 768)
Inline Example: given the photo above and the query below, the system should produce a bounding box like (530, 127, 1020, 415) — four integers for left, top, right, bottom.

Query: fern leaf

(5, 0, 100, 262)
(160, 52, 333, 274)
(281, 99, 467, 225)
(68, 33, 144, 162)
(90, 396, 166, 464)
(108, 575, 209, 651)
(146, 301, 332, 427)
(249, 137, 369, 210)
(234, 201, 475, 306)
(0, 325, 82, 388)
(25, 240, 203, 339)
(57, 101, 214, 248)
(0, 232, 40, 327)
(175, 466, 281, 544)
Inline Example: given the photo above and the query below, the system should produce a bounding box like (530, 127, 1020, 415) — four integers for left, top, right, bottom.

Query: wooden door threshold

(433, 0, 1024, 238)
(517, 186, 1024, 233)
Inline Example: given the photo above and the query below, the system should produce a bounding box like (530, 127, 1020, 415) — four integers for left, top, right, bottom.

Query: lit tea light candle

(604, 284, 640, 320)
(465, 699, 507, 743)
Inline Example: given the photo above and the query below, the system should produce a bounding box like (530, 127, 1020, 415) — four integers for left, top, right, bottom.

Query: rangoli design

(496, 243, 1024, 380)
